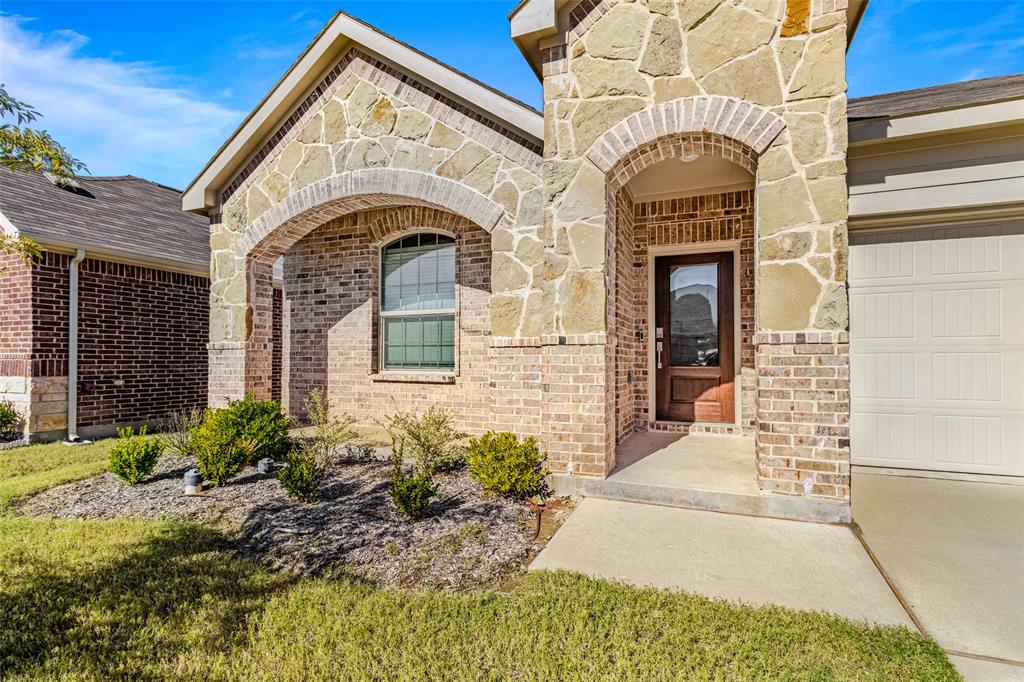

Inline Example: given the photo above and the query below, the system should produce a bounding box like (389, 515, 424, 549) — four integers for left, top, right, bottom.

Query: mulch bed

(17, 455, 552, 590)
(0, 432, 25, 450)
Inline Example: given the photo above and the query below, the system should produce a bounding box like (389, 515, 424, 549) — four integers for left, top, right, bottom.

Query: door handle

(656, 341, 663, 369)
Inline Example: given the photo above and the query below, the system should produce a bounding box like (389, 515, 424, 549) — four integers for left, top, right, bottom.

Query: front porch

(552, 432, 851, 523)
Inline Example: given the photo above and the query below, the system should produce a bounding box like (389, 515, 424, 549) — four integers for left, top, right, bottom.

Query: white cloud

(0, 15, 244, 188)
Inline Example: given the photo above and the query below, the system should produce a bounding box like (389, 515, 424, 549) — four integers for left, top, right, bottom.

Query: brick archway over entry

(241, 168, 506, 262)
(585, 95, 785, 179)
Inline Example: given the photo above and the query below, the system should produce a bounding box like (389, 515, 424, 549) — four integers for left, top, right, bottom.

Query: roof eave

(184, 11, 544, 215)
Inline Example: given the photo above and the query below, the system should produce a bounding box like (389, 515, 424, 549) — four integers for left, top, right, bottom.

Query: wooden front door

(654, 252, 735, 423)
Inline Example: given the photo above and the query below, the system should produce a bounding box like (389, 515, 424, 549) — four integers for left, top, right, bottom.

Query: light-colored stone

(640, 15, 683, 76)
(808, 254, 833, 279)
(653, 76, 702, 103)
(757, 145, 797, 182)
(390, 140, 442, 173)
(277, 140, 304, 177)
(297, 115, 323, 144)
(758, 175, 816, 235)
(760, 230, 813, 260)
(359, 97, 397, 137)
(291, 146, 332, 189)
(346, 79, 379, 124)
(520, 289, 552, 337)
(492, 252, 530, 292)
(544, 160, 580, 202)
(559, 269, 605, 334)
(323, 99, 347, 143)
(393, 108, 432, 140)
(679, 0, 720, 29)
(776, 38, 806, 84)
(689, 4, 776, 78)
(347, 139, 388, 169)
(785, 111, 829, 164)
(758, 262, 821, 330)
(813, 282, 848, 329)
(789, 27, 846, 100)
(490, 294, 523, 336)
(437, 142, 490, 180)
(700, 46, 783, 106)
(492, 181, 520, 215)
(571, 56, 651, 98)
(809, 175, 848, 224)
(556, 163, 606, 222)
(514, 234, 545, 265)
(428, 123, 463, 150)
(516, 187, 544, 228)
(566, 222, 605, 268)
(585, 3, 649, 61)
(263, 172, 289, 203)
(490, 227, 515, 252)
(462, 154, 501, 195)
(571, 97, 646, 154)
(246, 185, 272, 220)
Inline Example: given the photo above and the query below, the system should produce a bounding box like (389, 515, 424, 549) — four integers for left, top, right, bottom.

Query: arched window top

(381, 232, 456, 370)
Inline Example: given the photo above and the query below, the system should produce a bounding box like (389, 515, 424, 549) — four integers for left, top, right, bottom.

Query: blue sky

(1, 1, 1021, 189)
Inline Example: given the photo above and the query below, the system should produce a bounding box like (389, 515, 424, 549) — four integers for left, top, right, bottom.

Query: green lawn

(0, 439, 115, 511)
(0, 441, 960, 681)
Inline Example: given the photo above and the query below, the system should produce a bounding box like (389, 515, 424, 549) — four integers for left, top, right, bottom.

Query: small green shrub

(191, 396, 291, 487)
(0, 399, 21, 434)
(302, 388, 358, 466)
(467, 431, 550, 500)
(279, 447, 325, 502)
(381, 406, 467, 472)
(388, 468, 437, 519)
(108, 426, 163, 485)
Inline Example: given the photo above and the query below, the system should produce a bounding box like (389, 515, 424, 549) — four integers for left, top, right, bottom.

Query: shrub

(161, 408, 203, 458)
(381, 406, 467, 472)
(191, 396, 291, 487)
(467, 431, 550, 500)
(278, 446, 325, 502)
(388, 468, 437, 519)
(108, 426, 163, 485)
(302, 388, 358, 466)
(0, 399, 21, 434)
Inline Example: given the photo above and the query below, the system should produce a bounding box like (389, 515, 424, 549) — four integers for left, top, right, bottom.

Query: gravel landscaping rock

(18, 455, 542, 589)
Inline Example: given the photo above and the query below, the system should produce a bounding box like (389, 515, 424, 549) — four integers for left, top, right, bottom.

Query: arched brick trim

(242, 169, 505, 262)
(608, 132, 759, 191)
(586, 96, 785, 179)
(365, 206, 475, 244)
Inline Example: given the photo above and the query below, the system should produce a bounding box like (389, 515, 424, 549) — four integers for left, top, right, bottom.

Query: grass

(0, 439, 115, 511)
(0, 441, 960, 681)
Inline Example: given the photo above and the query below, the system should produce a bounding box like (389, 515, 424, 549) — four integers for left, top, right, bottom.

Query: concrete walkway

(853, 472, 1024, 681)
(531, 497, 913, 627)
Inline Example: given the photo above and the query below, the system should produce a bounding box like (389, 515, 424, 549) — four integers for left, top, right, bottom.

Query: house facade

(185, 2, 1023, 523)
(0, 171, 283, 441)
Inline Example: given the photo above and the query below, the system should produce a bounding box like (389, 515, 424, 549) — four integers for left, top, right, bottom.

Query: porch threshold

(550, 433, 850, 524)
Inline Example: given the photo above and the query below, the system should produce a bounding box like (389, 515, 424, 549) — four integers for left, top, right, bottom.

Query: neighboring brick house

(0, 171, 282, 441)
(184, 5, 1023, 523)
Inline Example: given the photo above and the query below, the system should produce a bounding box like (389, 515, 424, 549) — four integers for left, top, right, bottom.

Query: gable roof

(183, 11, 544, 215)
(0, 170, 209, 274)
(849, 73, 1024, 120)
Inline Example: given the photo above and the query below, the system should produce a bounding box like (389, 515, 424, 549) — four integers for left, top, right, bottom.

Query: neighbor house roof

(0, 170, 209, 275)
(183, 10, 544, 215)
(849, 73, 1024, 120)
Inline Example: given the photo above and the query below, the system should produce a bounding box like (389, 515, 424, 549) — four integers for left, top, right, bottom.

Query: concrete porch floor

(552, 431, 849, 523)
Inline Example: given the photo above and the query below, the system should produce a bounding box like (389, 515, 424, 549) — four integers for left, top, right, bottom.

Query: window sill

(369, 372, 456, 385)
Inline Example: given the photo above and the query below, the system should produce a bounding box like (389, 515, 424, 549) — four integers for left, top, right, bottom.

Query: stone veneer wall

(629, 189, 756, 435)
(281, 206, 491, 427)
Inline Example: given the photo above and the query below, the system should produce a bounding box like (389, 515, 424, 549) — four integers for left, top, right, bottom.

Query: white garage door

(849, 220, 1024, 476)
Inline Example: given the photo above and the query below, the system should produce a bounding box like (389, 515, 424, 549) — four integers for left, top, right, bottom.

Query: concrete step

(551, 474, 851, 523)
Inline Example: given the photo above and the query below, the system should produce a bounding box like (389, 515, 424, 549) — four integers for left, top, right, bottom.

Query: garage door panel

(850, 220, 1024, 476)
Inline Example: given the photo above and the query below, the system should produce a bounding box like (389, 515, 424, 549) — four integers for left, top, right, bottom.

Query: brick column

(754, 331, 851, 504)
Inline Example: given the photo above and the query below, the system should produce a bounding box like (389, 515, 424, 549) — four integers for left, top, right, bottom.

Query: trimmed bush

(191, 396, 291, 487)
(381, 406, 467, 472)
(109, 426, 163, 485)
(279, 447, 325, 502)
(388, 468, 437, 520)
(0, 399, 20, 435)
(467, 431, 550, 500)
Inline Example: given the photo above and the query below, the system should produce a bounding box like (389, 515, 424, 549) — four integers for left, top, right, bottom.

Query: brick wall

(754, 332, 851, 502)
(282, 207, 492, 430)
(0, 253, 33, 421)
(20, 251, 211, 435)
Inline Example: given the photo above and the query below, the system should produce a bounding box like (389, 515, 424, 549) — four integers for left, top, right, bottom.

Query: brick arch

(586, 96, 786, 184)
(242, 168, 505, 262)
(366, 205, 477, 245)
